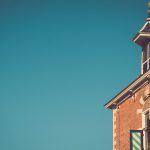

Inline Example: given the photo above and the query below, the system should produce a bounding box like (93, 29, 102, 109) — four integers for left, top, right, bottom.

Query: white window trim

(142, 109, 150, 150)
(142, 43, 150, 74)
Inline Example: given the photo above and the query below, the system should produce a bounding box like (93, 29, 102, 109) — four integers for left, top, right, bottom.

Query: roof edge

(104, 70, 150, 109)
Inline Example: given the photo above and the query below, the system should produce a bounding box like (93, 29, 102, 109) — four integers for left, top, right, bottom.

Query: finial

(147, 2, 150, 21)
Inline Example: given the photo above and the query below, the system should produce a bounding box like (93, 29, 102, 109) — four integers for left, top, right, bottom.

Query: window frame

(143, 109, 150, 150)
(142, 42, 150, 74)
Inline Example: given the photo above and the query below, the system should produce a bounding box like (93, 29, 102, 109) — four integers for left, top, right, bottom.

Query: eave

(104, 70, 150, 109)
(133, 33, 150, 46)
(133, 21, 150, 46)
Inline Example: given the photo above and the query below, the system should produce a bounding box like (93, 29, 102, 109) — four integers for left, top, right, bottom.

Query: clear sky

(0, 0, 148, 150)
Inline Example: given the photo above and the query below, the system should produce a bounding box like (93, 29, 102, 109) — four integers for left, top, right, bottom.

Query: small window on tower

(143, 62, 148, 73)
(148, 43, 150, 59)
(143, 48, 148, 63)
(142, 42, 150, 74)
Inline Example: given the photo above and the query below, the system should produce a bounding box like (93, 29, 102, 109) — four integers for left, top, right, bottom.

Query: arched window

(143, 98, 150, 149)
(144, 112, 150, 149)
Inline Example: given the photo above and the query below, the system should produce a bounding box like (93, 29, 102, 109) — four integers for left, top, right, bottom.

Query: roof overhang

(133, 33, 150, 46)
(133, 21, 150, 46)
(104, 70, 150, 109)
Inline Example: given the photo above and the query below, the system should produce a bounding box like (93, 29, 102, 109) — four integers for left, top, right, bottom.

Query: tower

(133, 2, 150, 74)
(105, 2, 150, 150)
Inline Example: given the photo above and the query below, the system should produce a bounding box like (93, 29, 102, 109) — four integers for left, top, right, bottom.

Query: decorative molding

(105, 70, 150, 109)
(140, 97, 145, 105)
(143, 94, 150, 101)
(137, 109, 142, 114)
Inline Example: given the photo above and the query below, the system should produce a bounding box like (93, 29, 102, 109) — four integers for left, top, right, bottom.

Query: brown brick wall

(114, 84, 150, 150)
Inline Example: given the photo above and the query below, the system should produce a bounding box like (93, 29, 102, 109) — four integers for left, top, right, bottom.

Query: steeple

(133, 2, 150, 74)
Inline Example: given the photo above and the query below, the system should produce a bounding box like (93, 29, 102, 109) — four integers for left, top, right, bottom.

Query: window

(142, 42, 150, 74)
(145, 111, 150, 150)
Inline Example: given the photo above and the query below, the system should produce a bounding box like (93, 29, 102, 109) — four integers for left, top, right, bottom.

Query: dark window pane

(143, 62, 148, 73)
(149, 60, 150, 70)
(148, 129, 150, 149)
(145, 113, 150, 150)
(148, 43, 150, 59)
(147, 42, 150, 59)
(143, 49, 148, 62)
(146, 113, 149, 127)
(145, 113, 150, 149)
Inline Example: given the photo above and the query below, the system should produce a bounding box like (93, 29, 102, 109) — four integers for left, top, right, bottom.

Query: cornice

(104, 70, 150, 109)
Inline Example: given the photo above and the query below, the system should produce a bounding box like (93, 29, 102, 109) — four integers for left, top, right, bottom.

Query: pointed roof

(140, 21, 150, 32)
(133, 21, 150, 46)
(133, 2, 150, 46)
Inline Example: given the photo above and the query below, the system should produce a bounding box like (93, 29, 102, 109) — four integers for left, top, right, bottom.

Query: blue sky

(0, 0, 148, 149)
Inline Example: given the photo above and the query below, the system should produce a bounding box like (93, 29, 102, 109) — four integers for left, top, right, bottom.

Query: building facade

(105, 3, 150, 150)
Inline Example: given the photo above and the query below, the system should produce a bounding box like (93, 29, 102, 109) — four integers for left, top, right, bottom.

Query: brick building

(104, 3, 150, 150)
